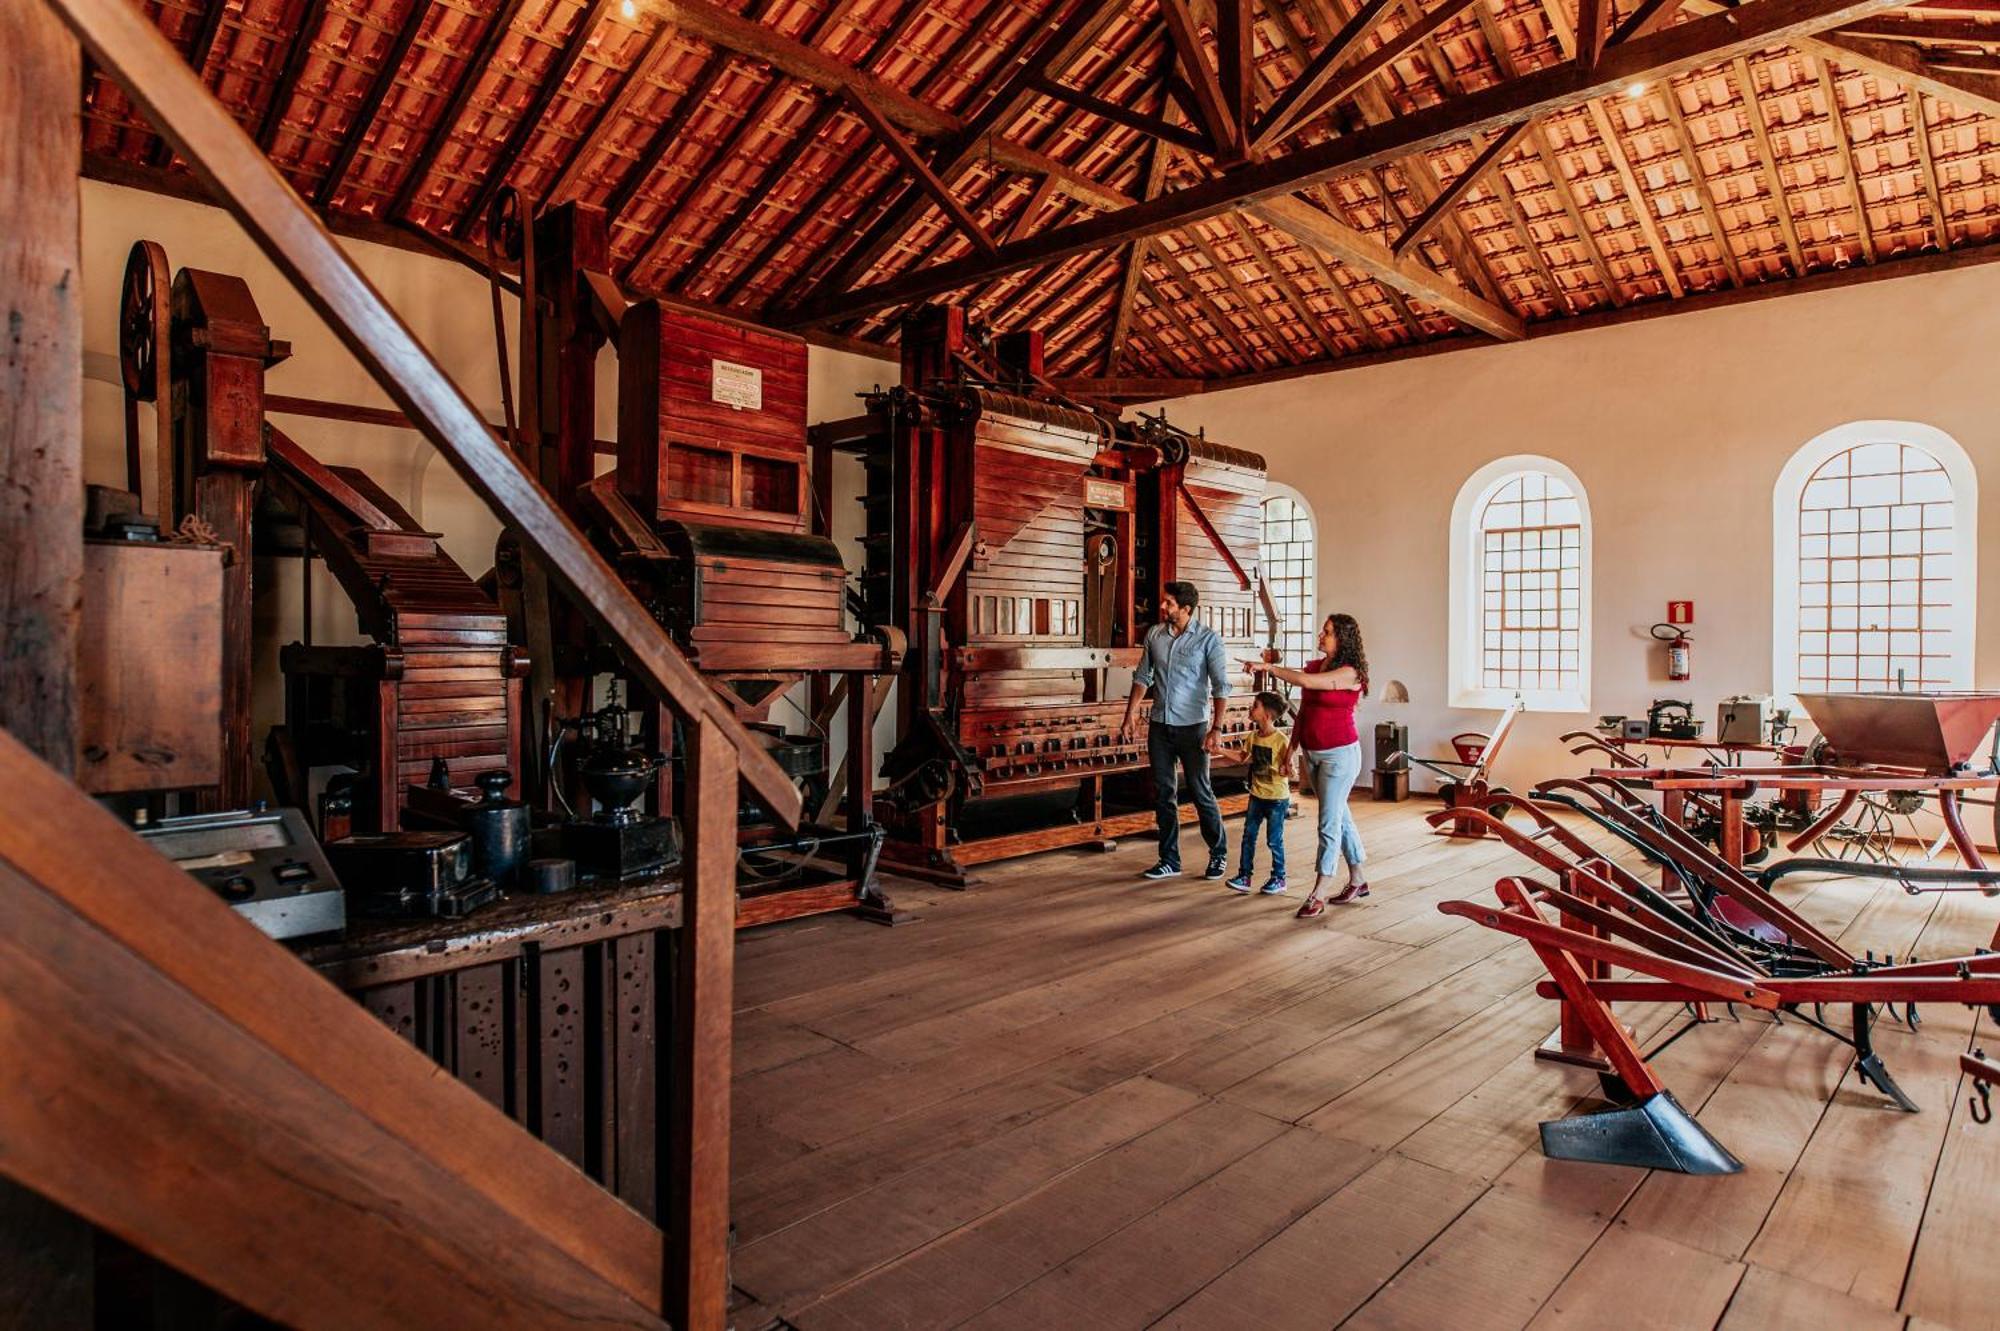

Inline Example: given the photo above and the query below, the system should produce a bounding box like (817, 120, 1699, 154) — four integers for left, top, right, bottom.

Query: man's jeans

(1150, 721, 1225, 870)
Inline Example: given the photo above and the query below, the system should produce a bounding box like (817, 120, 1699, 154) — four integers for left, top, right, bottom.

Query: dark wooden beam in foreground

(781, 0, 1914, 329)
(0, 2, 89, 1312)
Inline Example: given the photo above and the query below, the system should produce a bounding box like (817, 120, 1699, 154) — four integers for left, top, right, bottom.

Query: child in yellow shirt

(1227, 690, 1291, 895)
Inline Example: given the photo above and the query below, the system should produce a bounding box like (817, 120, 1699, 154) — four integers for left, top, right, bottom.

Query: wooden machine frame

(816, 304, 1272, 886)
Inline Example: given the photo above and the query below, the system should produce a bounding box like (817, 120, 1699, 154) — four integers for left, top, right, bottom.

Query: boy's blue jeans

(1239, 795, 1289, 879)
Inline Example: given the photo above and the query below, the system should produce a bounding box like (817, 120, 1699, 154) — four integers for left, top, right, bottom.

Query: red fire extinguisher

(1652, 623, 1692, 681)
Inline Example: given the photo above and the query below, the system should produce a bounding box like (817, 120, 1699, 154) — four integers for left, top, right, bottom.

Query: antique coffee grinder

(558, 688, 679, 879)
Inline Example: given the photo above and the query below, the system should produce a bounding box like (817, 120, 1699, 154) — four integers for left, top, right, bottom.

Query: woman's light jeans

(1303, 742, 1367, 878)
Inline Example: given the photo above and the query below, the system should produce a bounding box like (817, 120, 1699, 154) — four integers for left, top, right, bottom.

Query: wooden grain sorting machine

(1436, 690, 2000, 1174)
(504, 199, 904, 927)
(811, 304, 1272, 886)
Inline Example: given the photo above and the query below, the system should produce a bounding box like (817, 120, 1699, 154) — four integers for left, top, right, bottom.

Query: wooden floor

(728, 795, 2000, 1330)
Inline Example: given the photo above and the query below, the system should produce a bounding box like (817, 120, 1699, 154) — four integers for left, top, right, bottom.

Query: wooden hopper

(1794, 692, 2000, 773)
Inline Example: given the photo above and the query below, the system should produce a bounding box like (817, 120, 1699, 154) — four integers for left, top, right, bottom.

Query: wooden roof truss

(82, 0, 2000, 397)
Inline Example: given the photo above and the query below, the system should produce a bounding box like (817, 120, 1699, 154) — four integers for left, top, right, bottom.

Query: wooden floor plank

(729, 799, 2000, 1328)
(733, 1075, 1202, 1312)
(1154, 1152, 1485, 1331)
(1526, 1222, 1743, 1330)
(1716, 1263, 1905, 1330)
(958, 1128, 1379, 1329)
(795, 1098, 1289, 1330)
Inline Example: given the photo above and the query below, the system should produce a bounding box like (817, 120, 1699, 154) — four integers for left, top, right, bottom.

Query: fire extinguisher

(1652, 622, 1692, 681)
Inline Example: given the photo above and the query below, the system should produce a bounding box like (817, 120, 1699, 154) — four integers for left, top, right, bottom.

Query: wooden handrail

(0, 728, 664, 1326)
(44, 0, 801, 828)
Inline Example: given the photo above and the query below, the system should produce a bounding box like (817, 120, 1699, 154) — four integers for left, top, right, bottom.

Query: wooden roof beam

(1730, 55, 1809, 274)
(314, 0, 432, 209)
(1813, 55, 1878, 263)
(1216, 0, 1254, 156)
(388, 0, 534, 218)
(1261, 0, 1484, 151)
(254, 0, 330, 152)
(1653, 77, 1746, 285)
(1252, 0, 1406, 151)
(1029, 74, 1213, 154)
(1609, 0, 1689, 44)
(1907, 86, 1952, 249)
(1104, 135, 1173, 371)
(455, 0, 614, 237)
(783, 0, 1912, 328)
(1250, 193, 1525, 338)
(1160, 0, 1239, 152)
(1390, 121, 1532, 258)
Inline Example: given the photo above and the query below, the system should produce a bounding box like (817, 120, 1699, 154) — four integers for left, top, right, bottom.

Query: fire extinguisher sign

(1667, 601, 1695, 626)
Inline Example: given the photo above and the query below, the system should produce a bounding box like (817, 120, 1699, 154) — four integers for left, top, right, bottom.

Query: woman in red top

(1245, 613, 1370, 918)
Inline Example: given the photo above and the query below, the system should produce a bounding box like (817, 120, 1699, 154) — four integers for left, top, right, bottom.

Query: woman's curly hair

(1322, 613, 1369, 695)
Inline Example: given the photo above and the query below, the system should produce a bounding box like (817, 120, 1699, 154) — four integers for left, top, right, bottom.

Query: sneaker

(1259, 876, 1288, 895)
(1226, 873, 1254, 893)
(1141, 862, 1183, 881)
(1204, 857, 1228, 881)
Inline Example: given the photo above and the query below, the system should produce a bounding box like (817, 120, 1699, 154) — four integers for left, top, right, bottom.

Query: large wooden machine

(815, 305, 1271, 885)
(512, 201, 902, 927)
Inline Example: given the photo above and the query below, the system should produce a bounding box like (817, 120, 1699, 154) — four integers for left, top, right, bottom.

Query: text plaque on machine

(711, 359, 763, 412)
(1083, 478, 1131, 510)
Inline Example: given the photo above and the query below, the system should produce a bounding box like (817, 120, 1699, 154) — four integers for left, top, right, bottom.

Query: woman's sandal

(1330, 879, 1370, 904)
(1294, 897, 1326, 919)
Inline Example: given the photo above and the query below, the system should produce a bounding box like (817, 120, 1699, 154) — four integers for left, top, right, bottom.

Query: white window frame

(1256, 481, 1318, 668)
(1772, 420, 1978, 705)
(1449, 454, 1593, 712)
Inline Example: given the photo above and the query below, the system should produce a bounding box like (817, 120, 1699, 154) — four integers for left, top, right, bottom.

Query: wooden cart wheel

(119, 239, 172, 506)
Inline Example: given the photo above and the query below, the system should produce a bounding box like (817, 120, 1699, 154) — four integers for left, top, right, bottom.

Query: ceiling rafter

(542, 15, 682, 207)
(1653, 76, 1747, 286)
(1580, 101, 1688, 297)
(1391, 122, 1533, 258)
(1906, 87, 1952, 249)
(255, 0, 332, 152)
(388, 0, 534, 218)
(1264, 0, 1484, 150)
(1472, 3, 1627, 306)
(1731, 54, 1810, 274)
(454, 0, 615, 236)
(1224, 212, 1349, 358)
(1160, 0, 1239, 151)
(315, 0, 433, 209)
(622, 0, 858, 285)
(806, 0, 1133, 306)
(1181, 223, 1307, 361)
(1813, 55, 1879, 263)
(784, 0, 1909, 329)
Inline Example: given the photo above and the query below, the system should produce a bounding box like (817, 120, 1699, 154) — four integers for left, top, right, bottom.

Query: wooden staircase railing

(7, 0, 797, 1324)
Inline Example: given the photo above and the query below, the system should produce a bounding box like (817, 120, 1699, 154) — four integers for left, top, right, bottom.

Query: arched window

(1257, 487, 1316, 668)
(1773, 422, 1978, 699)
(1450, 456, 1592, 712)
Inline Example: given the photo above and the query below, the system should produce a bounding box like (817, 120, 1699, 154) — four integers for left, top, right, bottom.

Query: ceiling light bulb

(1624, 82, 1646, 99)
(621, 0, 637, 18)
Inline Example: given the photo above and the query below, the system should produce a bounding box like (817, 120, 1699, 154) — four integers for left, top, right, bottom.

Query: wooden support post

(0, 7, 91, 1314)
(666, 722, 735, 1330)
(1536, 872, 1614, 1070)
(0, 0, 83, 775)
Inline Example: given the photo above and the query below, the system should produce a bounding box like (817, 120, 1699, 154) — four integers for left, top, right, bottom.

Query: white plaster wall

(1154, 265, 2000, 792)
(78, 179, 897, 764)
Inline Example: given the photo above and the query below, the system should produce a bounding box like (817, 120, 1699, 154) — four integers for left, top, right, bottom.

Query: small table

(1589, 764, 2000, 870)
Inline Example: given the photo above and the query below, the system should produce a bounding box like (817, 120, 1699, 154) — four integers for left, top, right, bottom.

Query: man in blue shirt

(1119, 580, 1230, 880)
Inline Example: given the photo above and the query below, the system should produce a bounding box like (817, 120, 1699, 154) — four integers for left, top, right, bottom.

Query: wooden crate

(77, 540, 224, 794)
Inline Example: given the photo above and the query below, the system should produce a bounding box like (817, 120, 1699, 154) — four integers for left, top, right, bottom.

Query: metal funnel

(1794, 691, 2000, 773)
